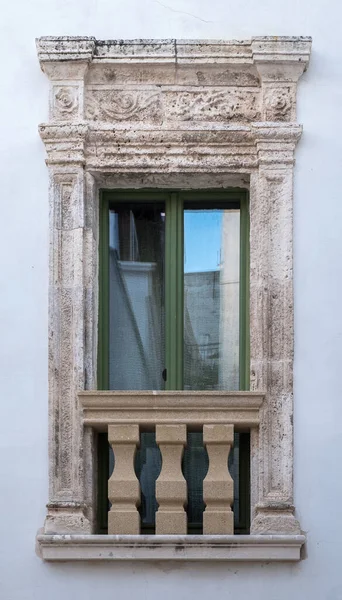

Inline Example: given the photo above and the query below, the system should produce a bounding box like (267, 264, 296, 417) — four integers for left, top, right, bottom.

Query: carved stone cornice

(36, 36, 311, 127)
(37, 36, 311, 67)
(251, 36, 311, 66)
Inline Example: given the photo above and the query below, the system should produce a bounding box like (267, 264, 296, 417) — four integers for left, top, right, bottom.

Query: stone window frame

(35, 36, 312, 561)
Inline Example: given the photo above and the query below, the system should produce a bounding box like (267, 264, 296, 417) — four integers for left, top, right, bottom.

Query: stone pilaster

(40, 123, 97, 534)
(37, 39, 98, 535)
(250, 123, 302, 534)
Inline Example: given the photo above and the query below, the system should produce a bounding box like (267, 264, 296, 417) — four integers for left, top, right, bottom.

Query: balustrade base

(203, 510, 234, 535)
(108, 510, 140, 535)
(156, 511, 187, 535)
(37, 533, 305, 561)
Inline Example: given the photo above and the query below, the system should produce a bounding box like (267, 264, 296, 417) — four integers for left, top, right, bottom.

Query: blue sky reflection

(184, 210, 223, 273)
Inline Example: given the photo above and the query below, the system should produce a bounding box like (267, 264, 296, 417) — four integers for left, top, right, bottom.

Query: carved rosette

(53, 86, 79, 120)
(264, 87, 293, 121)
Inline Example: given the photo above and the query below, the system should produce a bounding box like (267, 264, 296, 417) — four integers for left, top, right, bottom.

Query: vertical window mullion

(98, 191, 110, 391)
(239, 192, 250, 391)
(165, 192, 184, 390)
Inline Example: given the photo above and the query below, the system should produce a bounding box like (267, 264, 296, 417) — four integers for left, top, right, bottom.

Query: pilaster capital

(39, 122, 88, 166)
(36, 37, 96, 122)
(252, 37, 311, 121)
(251, 122, 302, 167)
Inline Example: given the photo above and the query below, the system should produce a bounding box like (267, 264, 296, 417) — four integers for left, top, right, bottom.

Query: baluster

(203, 424, 234, 534)
(108, 424, 140, 534)
(155, 424, 187, 534)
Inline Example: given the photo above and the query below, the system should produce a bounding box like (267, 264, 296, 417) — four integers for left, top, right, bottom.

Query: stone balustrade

(79, 391, 263, 535)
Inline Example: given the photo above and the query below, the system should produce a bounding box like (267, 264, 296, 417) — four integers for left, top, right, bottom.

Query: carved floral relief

(264, 87, 293, 121)
(85, 87, 261, 124)
(53, 86, 79, 120)
(165, 89, 260, 122)
(85, 90, 162, 123)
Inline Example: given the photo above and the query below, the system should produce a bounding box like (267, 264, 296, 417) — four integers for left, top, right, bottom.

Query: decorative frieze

(86, 89, 162, 122)
(85, 87, 260, 124)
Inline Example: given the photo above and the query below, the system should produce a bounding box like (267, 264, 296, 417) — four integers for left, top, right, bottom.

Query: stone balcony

(79, 391, 264, 536)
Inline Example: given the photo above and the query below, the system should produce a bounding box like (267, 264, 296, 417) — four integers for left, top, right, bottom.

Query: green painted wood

(239, 191, 250, 391)
(98, 191, 109, 391)
(165, 192, 184, 390)
(97, 192, 110, 533)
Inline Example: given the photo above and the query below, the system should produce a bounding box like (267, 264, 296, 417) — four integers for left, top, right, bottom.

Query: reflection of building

(184, 210, 240, 391)
(109, 208, 165, 391)
(219, 210, 240, 391)
(109, 252, 164, 390)
(184, 270, 220, 389)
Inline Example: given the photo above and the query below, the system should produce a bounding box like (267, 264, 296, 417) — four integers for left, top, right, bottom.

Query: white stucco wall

(1, 1, 342, 598)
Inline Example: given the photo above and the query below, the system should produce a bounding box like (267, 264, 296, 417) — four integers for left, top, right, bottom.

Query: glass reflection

(184, 208, 240, 390)
(109, 204, 165, 390)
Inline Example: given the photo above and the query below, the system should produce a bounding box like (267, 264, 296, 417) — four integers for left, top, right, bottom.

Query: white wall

(1, 1, 342, 598)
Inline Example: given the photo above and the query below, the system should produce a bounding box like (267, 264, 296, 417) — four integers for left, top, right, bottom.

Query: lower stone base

(251, 504, 301, 535)
(44, 502, 91, 534)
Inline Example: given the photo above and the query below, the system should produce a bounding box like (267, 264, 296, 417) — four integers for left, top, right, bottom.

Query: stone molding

(37, 534, 306, 562)
(36, 36, 312, 551)
(79, 391, 264, 429)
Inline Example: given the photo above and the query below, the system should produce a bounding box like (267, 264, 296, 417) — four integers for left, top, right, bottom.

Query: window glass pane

(184, 208, 240, 390)
(109, 203, 165, 390)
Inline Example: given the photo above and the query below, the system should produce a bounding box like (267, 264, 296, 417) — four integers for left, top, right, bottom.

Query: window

(37, 36, 311, 561)
(97, 189, 250, 535)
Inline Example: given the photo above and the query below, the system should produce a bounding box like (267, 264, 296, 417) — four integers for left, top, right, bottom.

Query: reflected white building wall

(219, 210, 240, 390)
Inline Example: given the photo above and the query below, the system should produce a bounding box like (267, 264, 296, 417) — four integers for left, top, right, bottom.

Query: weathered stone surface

(37, 533, 306, 562)
(36, 37, 311, 542)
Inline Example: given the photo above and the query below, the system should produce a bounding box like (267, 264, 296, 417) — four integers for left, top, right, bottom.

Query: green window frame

(97, 188, 250, 533)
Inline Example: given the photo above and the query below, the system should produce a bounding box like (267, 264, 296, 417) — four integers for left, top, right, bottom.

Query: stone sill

(37, 534, 305, 562)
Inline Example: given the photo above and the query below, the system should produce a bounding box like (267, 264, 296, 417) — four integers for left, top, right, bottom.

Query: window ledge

(37, 534, 305, 562)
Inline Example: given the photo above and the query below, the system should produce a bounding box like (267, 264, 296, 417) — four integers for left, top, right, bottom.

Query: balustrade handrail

(79, 390, 264, 431)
